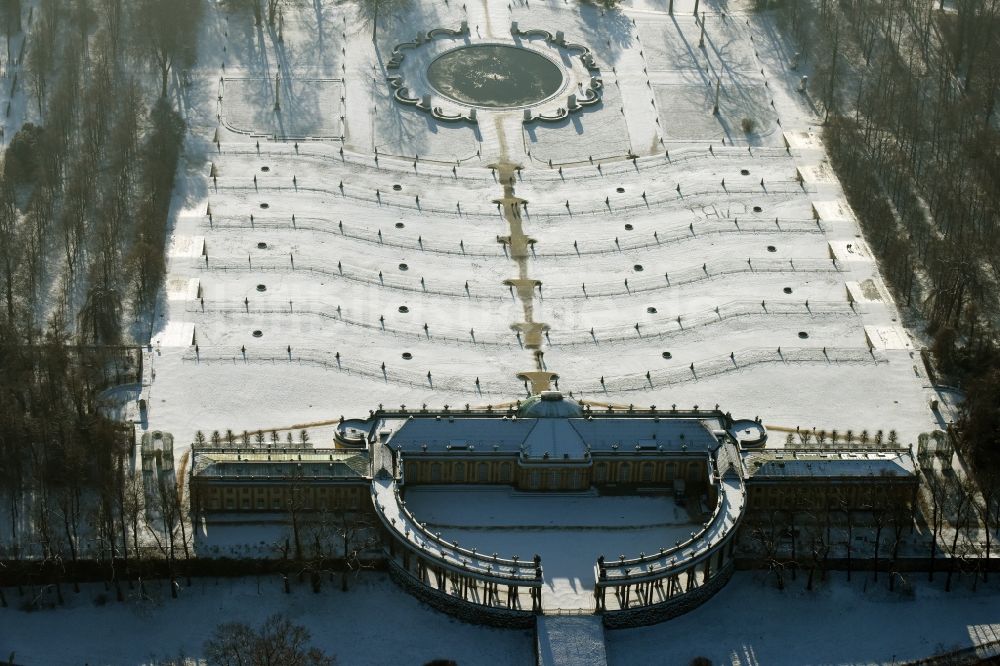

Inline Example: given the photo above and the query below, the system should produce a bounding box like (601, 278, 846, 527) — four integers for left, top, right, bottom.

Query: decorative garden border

(385, 22, 605, 125)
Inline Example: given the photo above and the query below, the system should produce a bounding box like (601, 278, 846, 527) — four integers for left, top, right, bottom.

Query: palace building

(380, 392, 716, 492)
(189, 391, 919, 627)
(190, 448, 370, 514)
(744, 449, 918, 512)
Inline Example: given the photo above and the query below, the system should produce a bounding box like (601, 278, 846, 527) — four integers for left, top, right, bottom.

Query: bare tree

(137, 0, 201, 98)
(78, 283, 122, 345)
(285, 468, 307, 565)
(356, 0, 413, 42)
(867, 487, 888, 582)
(25, 0, 60, 114)
(945, 486, 972, 592)
(751, 510, 786, 590)
(836, 488, 854, 582)
(325, 507, 378, 591)
(145, 470, 183, 597)
(2, 0, 23, 37)
(266, 0, 284, 26)
(224, 0, 262, 26)
(887, 509, 907, 592)
(204, 614, 335, 666)
(801, 508, 830, 591)
(927, 471, 947, 581)
(975, 476, 999, 583)
(116, 460, 142, 565)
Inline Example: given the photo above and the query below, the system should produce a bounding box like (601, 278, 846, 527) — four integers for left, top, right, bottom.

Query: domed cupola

(517, 391, 584, 418)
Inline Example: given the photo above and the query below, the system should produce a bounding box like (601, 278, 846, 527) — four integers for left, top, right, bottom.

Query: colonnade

(594, 535, 737, 612)
(386, 537, 543, 613)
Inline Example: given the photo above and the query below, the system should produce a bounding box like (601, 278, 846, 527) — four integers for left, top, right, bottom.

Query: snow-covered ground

(3, 572, 998, 665)
(404, 486, 700, 610)
(103, 0, 966, 658)
(0, 0, 979, 661)
(0, 574, 534, 666)
(606, 572, 1000, 665)
(148, 0, 942, 454)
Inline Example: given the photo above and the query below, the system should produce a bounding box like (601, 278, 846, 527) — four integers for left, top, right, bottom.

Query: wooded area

(0, 0, 197, 584)
(777, 0, 1000, 469)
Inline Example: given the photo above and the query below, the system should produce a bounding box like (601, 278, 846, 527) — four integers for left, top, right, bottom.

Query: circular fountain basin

(427, 44, 564, 109)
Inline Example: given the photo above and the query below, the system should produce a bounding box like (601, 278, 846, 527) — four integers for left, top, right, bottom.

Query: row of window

(592, 460, 703, 484)
(195, 483, 363, 511)
(746, 483, 913, 510)
(405, 460, 514, 483)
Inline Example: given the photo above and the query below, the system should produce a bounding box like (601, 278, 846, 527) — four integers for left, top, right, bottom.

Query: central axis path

(488, 109, 557, 393)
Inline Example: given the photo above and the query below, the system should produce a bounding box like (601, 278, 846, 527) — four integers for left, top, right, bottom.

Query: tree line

(0, 0, 198, 591)
(744, 462, 999, 594)
(773, 0, 1000, 471)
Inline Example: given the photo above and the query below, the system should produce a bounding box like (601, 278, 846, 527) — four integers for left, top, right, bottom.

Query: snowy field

(606, 572, 1000, 665)
(2, 572, 999, 665)
(404, 486, 700, 610)
(147, 0, 943, 456)
(0, 574, 534, 666)
(121, 0, 958, 656)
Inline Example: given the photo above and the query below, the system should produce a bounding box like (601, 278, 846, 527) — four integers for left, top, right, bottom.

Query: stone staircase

(536, 615, 608, 666)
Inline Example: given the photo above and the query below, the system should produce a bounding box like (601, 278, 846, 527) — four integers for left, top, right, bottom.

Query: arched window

(641, 462, 655, 482)
(454, 462, 466, 482)
(594, 463, 608, 483)
(618, 463, 632, 483)
(478, 463, 490, 482)
(430, 463, 442, 482)
(499, 463, 512, 482)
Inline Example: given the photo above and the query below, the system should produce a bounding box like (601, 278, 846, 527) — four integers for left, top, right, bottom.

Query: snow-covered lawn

(222, 77, 346, 138)
(150, 0, 941, 458)
(0, 574, 534, 666)
(523, 83, 632, 163)
(3, 572, 999, 665)
(606, 572, 1000, 665)
(404, 486, 702, 609)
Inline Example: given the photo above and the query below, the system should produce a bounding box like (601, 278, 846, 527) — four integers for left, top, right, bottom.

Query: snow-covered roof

(715, 439, 745, 479)
(380, 415, 536, 452)
(192, 448, 370, 480)
(379, 412, 723, 461)
(746, 449, 917, 480)
(568, 418, 719, 453)
(521, 417, 590, 460)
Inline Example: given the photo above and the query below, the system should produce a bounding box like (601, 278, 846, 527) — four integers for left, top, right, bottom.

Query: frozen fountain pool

(427, 44, 564, 108)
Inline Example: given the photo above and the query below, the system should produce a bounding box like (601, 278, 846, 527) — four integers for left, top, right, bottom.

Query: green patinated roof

(516, 391, 584, 418)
